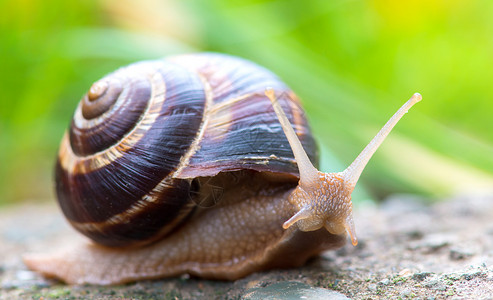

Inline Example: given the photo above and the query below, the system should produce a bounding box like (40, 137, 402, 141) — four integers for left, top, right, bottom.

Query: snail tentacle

(267, 90, 421, 247)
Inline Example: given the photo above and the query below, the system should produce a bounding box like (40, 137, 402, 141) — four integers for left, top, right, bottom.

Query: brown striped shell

(56, 53, 318, 248)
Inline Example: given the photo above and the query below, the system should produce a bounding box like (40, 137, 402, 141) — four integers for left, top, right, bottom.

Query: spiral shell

(56, 53, 317, 247)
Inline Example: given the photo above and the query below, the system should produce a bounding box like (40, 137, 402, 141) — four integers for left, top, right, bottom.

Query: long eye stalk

(265, 89, 319, 188)
(266, 89, 421, 248)
(342, 93, 422, 188)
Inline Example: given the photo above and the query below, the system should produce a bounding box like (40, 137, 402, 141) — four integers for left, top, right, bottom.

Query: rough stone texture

(1, 192, 493, 299)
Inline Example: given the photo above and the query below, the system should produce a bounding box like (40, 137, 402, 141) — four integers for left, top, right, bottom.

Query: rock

(449, 247, 475, 260)
(399, 288, 412, 297)
(378, 278, 390, 286)
(242, 281, 349, 300)
(2, 191, 493, 299)
(423, 276, 440, 288)
(398, 269, 413, 277)
(462, 270, 484, 281)
(444, 272, 462, 281)
(1, 269, 52, 290)
(413, 272, 434, 281)
(431, 283, 447, 291)
(408, 233, 455, 252)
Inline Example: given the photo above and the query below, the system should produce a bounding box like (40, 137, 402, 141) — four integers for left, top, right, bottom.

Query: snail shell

(56, 53, 317, 248)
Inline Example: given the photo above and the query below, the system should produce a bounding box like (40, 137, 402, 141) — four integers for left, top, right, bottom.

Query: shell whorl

(56, 53, 318, 248)
(57, 60, 207, 247)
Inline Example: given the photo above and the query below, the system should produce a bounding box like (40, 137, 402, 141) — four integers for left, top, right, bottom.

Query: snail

(23, 53, 421, 285)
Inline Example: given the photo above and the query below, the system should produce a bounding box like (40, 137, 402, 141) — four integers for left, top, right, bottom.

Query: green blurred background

(1, 0, 492, 205)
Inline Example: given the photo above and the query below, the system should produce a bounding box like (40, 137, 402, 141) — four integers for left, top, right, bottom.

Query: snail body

(24, 53, 421, 285)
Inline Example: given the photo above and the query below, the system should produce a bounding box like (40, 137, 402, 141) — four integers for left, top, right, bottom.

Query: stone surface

(243, 281, 349, 300)
(1, 191, 493, 299)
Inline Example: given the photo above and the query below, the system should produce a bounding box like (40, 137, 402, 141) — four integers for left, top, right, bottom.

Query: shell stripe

(173, 73, 214, 178)
(59, 68, 166, 174)
(57, 61, 209, 246)
(68, 177, 195, 247)
(176, 92, 317, 179)
(69, 71, 215, 243)
(166, 53, 318, 180)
